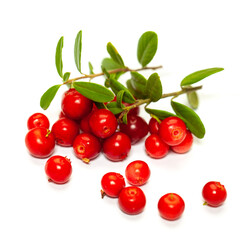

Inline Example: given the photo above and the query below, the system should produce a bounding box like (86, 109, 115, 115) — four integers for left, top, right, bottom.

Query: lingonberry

(101, 172, 126, 198)
(102, 132, 131, 161)
(61, 88, 93, 121)
(119, 115, 149, 144)
(89, 109, 118, 139)
(171, 130, 193, 154)
(51, 118, 79, 147)
(25, 127, 55, 158)
(148, 117, 161, 135)
(45, 155, 72, 184)
(202, 181, 227, 207)
(125, 160, 151, 186)
(27, 113, 50, 130)
(158, 193, 185, 220)
(73, 133, 101, 163)
(118, 186, 146, 215)
(159, 116, 187, 146)
(145, 134, 169, 159)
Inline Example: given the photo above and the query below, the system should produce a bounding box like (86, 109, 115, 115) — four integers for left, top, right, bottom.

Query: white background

(0, 0, 239, 239)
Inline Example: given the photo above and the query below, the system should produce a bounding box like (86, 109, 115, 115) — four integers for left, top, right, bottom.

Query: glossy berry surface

(61, 88, 93, 121)
(27, 113, 50, 130)
(101, 172, 126, 198)
(158, 193, 185, 220)
(148, 117, 161, 135)
(51, 118, 79, 147)
(45, 155, 72, 184)
(145, 134, 169, 159)
(171, 130, 193, 154)
(159, 116, 187, 146)
(73, 133, 101, 163)
(118, 186, 146, 215)
(202, 181, 227, 207)
(102, 132, 131, 161)
(89, 109, 118, 139)
(119, 115, 149, 144)
(125, 160, 151, 186)
(25, 127, 55, 158)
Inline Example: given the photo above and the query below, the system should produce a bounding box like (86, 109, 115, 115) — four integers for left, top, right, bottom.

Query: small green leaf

(181, 67, 224, 86)
(126, 80, 144, 99)
(109, 78, 135, 104)
(187, 90, 199, 109)
(171, 100, 205, 138)
(137, 31, 158, 67)
(106, 102, 123, 115)
(122, 113, 128, 124)
(145, 73, 162, 102)
(40, 84, 61, 110)
(89, 62, 94, 74)
(130, 71, 147, 97)
(73, 82, 114, 103)
(102, 58, 124, 80)
(74, 30, 82, 73)
(145, 108, 176, 120)
(55, 37, 64, 78)
(107, 42, 125, 67)
(116, 90, 125, 108)
(63, 72, 71, 82)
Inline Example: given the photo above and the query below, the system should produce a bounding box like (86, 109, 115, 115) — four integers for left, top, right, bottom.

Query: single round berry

(61, 88, 93, 121)
(202, 181, 227, 207)
(119, 115, 149, 144)
(148, 117, 161, 135)
(102, 132, 131, 161)
(51, 118, 79, 147)
(159, 116, 187, 146)
(89, 109, 118, 139)
(101, 172, 126, 198)
(27, 113, 50, 130)
(145, 134, 169, 159)
(125, 160, 150, 186)
(158, 193, 185, 220)
(171, 130, 193, 154)
(73, 133, 101, 163)
(45, 155, 72, 184)
(25, 127, 55, 158)
(118, 186, 146, 215)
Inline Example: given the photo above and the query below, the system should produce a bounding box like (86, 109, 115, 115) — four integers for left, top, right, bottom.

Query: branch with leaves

(40, 30, 224, 139)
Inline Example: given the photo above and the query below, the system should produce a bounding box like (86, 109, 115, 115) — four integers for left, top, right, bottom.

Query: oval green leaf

(137, 31, 158, 67)
(107, 42, 125, 67)
(126, 80, 145, 99)
(187, 91, 199, 109)
(106, 101, 123, 115)
(181, 67, 224, 86)
(146, 73, 162, 102)
(74, 30, 82, 73)
(145, 108, 176, 120)
(40, 84, 61, 110)
(73, 82, 114, 103)
(171, 100, 205, 138)
(55, 37, 64, 78)
(130, 71, 147, 97)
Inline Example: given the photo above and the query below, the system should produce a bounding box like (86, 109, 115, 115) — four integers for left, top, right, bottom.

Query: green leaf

(126, 80, 144, 99)
(107, 42, 125, 67)
(63, 72, 71, 82)
(106, 102, 123, 115)
(122, 112, 128, 124)
(102, 58, 124, 80)
(116, 90, 125, 108)
(137, 31, 158, 67)
(187, 90, 199, 109)
(145, 73, 162, 102)
(73, 82, 114, 103)
(109, 78, 135, 104)
(181, 67, 224, 86)
(145, 108, 176, 120)
(88, 62, 94, 74)
(94, 102, 107, 109)
(40, 84, 61, 110)
(55, 37, 64, 78)
(171, 100, 205, 138)
(74, 30, 82, 73)
(130, 71, 147, 97)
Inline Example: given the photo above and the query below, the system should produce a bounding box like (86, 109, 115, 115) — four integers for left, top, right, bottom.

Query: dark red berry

(27, 113, 50, 130)
(171, 130, 193, 154)
(149, 117, 161, 135)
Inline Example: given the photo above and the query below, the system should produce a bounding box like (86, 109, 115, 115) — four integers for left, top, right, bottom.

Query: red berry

(102, 132, 131, 161)
(118, 186, 146, 215)
(159, 116, 187, 146)
(119, 115, 149, 144)
(145, 134, 169, 159)
(125, 160, 150, 186)
(73, 133, 101, 163)
(89, 109, 118, 139)
(202, 181, 227, 207)
(158, 193, 185, 220)
(25, 127, 55, 158)
(27, 113, 50, 130)
(79, 112, 94, 133)
(45, 155, 72, 184)
(51, 118, 79, 147)
(148, 117, 161, 135)
(61, 88, 93, 121)
(171, 130, 193, 154)
(101, 172, 126, 198)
